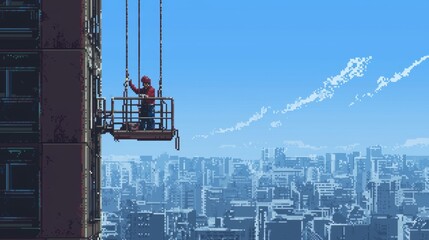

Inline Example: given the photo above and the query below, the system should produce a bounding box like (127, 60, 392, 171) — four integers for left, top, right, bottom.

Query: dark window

(0, 196, 37, 217)
(0, 101, 38, 122)
(0, 148, 36, 162)
(0, 71, 5, 97)
(9, 164, 37, 190)
(0, 53, 39, 68)
(0, 165, 5, 190)
(0, 10, 39, 28)
(1, 0, 39, 7)
(19, 148, 36, 160)
(11, 71, 38, 97)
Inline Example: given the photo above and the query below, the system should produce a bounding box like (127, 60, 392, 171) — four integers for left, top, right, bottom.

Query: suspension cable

(124, 0, 129, 96)
(123, 0, 129, 125)
(138, 0, 141, 90)
(158, 0, 163, 97)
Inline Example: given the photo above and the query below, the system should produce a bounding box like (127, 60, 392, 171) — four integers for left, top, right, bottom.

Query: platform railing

(97, 96, 174, 132)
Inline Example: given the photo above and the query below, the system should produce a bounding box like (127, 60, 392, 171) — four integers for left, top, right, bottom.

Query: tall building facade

(0, 0, 102, 238)
(261, 148, 270, 172)
(128, 212, 164, 240)
(367, 145, 383, 180)
(368, 180, 400, 215)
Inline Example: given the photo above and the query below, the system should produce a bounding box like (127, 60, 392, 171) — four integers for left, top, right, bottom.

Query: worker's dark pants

(139, 105, 155, 130)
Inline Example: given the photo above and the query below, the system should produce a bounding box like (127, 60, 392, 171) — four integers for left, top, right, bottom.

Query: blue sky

(101, 0, 429, 159)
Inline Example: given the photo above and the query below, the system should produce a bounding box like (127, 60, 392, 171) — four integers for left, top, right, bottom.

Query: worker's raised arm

(129, 80, 140, 94)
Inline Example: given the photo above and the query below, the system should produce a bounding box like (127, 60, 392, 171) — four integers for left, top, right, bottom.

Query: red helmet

(141, 75, 151, 84)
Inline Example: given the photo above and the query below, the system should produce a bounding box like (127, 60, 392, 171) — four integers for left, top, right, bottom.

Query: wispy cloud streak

(393, 138, 429, 150)
(350, 55, 429, 106)
(219, 144, 237, 149)
(277, 57, 372, 113)
(403, 138, 429, 147)
(192, 107, 269, 139)
(193, 57, 372, 140)
(192, 134, 209, 140)
(270, 121, 282, 128)
(335, 143, 360, 151)
(284, 140, 326, 151)
(212, 106, 269, 134)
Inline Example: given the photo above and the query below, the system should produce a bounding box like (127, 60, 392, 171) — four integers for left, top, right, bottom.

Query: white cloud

(283, 140, 326, 151)
(350, 55, 429, 106)
(402, 138, 429, 148)
(192, 134, 209, 140)
(192, 106, 269, 139)
(212, 106, 269, 134)
(270, 121, 282, 128)
(193, 57, 372, 140)
(277, 57, 372, 114)
(392, 138, 429, 151)
(219, 144, 237, 149)
(335, 143, 360, 151)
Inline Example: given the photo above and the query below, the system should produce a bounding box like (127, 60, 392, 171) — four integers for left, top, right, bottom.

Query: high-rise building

(409, 218, 429, 240)
(326, 153, 348, 175)
(367, 145, 383, 180)
(306, 167, 320, 183)
(255, 205, 269, 240)
(229, 162, 253, 200)
(261, 148, 271, 172)
(355, 156, 371, 206)
(265, 216, 303, 240)
(201, 186, 228, 217)
(165, 208, 197, 240)
(1, 0, 101, 238)
(329, 224, 370, 240)
(369, 215, 400, 240)
(195, 227, 245, 240)
(368, 180, 399, 215)
(274, 147, 286, 168)
(128, 212, 165, 240)
(224, 215, 255, 240)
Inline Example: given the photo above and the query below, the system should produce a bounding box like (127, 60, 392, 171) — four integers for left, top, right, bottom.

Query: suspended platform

(112, 129, 175, 141)
(96, 96, 180, 149)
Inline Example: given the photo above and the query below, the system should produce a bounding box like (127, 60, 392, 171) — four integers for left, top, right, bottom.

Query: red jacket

(129, 81, 155, 105)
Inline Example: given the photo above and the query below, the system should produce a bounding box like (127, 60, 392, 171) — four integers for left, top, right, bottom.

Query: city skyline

(101, 1, 429, 159)
(102, 143, 428, 161)
(101, 145, 429, 239)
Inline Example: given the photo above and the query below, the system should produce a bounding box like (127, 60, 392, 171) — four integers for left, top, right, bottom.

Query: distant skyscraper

(165, 209, 196, 240)
(306, 167, 320, 183)
(409, 218, 429, 240)
(347, 151, 360, 175)
(368, 180, 399, 215)
(201, 187, 228, 217)
(256, 205, 269, 240)
(300, 182, 318, 210)
(367, 145, 383, 180)
(229, 162, 253, 200)
(265, 216, 303, 240)
(274, 147, 286, 168)
(325, 153, 335, 175)
(194, 227, 245, 240)
(224, 216, 255, 240)
(369, 215, 400, 240)
(367, 145, 383, 158)
(355, 156, 371, 206)
(326, 153, 348, 175)
(424, 168, 429, 191)
(329, 224, 370, 240)
(128, 212, 165, 240)
(261, 148, 271, 172)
